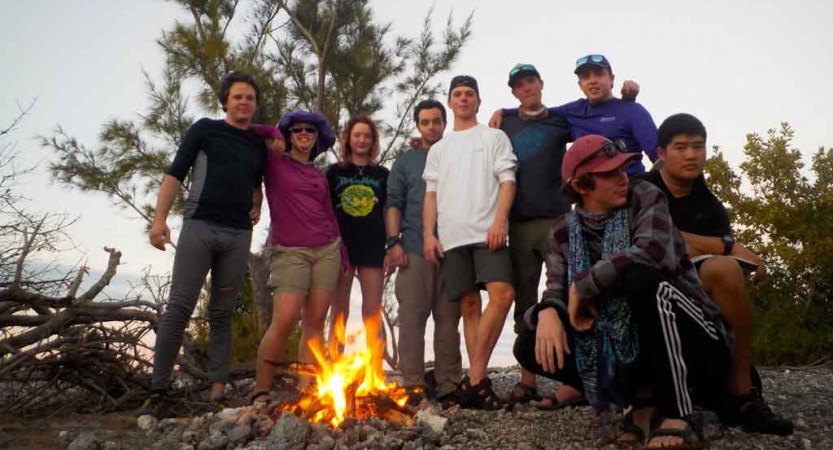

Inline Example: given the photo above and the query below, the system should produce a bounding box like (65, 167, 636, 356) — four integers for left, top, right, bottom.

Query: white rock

(415, 409, 448, 435)
(137, 415, 159, 433)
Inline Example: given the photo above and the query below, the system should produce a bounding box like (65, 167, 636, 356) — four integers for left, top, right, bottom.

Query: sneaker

(719, 387, 793, 435)
(136, 391, 167, 418)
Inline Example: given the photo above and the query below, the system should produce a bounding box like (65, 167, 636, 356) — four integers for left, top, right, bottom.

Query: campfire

(277, 315, 414, 428)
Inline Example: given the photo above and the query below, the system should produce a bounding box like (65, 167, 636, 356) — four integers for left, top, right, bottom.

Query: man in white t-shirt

(423, 75, 518, 410)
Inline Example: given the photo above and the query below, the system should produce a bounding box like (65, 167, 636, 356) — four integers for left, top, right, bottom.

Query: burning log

(275, 316, 414, 428)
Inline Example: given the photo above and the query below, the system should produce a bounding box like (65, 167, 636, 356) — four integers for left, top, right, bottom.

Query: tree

(42, 0, 473, 368)
(705, 123, 833, 364)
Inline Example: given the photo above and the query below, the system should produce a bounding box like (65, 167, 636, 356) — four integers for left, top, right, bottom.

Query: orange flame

(279, 313, 410, 428)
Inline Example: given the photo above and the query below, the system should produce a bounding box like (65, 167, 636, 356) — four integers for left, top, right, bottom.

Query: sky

(1, 0, 831, 366)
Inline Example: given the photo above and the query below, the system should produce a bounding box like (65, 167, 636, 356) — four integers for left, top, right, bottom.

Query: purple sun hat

(277, 110, 337, 161)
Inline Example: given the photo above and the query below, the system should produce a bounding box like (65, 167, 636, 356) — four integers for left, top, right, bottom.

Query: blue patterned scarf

(566, 208, 639, 412)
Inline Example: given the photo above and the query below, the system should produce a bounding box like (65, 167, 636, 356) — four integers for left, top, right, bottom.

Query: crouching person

(514, 135, 733, 449)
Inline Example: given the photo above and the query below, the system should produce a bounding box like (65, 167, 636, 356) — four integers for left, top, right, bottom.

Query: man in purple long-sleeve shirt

(493, 54, 658, 176)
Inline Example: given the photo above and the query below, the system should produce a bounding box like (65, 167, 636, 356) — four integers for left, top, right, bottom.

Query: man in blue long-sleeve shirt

(491, 54, 658, 177)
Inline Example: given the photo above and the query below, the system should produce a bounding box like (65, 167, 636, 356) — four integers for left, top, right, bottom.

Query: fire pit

(277, 316, 415, 428)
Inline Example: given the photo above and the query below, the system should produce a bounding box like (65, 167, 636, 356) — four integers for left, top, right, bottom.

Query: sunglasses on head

(575, 54, 606, 67)
(289, 126, 318, 134)
(509, 64, 536, 77)
(571, 139, 628, 177)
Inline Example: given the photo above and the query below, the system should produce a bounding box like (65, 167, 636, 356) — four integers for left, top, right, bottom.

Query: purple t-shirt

(505, 98, 658, 176)
(265, 151, 341, 248)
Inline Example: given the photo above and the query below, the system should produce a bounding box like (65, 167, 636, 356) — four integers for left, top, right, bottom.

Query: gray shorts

(441, 243, 513, 301)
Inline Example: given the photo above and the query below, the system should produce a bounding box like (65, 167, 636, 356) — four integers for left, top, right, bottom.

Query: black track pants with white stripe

(623, 267, 731, 419)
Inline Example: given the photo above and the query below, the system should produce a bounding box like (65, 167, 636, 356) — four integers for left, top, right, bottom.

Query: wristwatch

(385, 236, 401, 251)
(721, 235, 735, 255)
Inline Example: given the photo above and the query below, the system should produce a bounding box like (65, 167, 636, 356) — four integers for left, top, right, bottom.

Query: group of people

(140, 53, 794, 448)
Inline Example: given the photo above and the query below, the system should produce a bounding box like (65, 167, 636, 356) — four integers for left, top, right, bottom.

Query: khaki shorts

(268, 239, 341, 295)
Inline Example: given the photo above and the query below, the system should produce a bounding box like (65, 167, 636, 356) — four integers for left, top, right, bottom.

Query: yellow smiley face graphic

(340, 184, 377, 217)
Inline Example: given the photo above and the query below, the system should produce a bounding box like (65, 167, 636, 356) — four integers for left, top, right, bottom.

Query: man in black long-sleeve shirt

(138, 71, 266, 418)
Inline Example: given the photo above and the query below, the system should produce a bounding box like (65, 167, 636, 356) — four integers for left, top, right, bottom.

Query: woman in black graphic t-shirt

(325, 116, 389, 364)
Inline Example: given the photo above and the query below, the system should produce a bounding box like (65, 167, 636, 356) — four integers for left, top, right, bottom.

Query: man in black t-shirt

(498, 64, 575, 408)
(138, 71, 267, 418)
(642, 113, 793, 435)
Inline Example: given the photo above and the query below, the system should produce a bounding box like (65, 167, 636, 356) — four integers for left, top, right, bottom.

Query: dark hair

(413, 100, 447, 125)
(218, 71, 261, 112)
(561, 173, 596, 205)
(657, 113, 707, 149)
(339, 116, 380, 166)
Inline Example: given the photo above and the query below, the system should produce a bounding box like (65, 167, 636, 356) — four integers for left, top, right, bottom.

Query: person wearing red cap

(423, 75, 518, 410)
(514, 134, 732, 448)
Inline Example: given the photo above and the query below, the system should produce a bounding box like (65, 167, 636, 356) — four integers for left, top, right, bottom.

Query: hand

(620, 80, 640, 101)
(487, 109, 503, 129)
(149, 221, 171, 251)
(536, 308, 571, 373)
(408, 136, 424, 149)
(567, 282, 597, 332)
(249, 207, 261, 225)
(271, 138, 286, 153)
(383, 244, 409, 277)
(732, 245, 768, 283)
(486, 221, 508, 251)
(424, 235, 444, 266)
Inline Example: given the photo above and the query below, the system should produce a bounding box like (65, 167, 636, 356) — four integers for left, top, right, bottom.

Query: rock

(245, 441, 268, 450)
(237, 411, 258, 426)
(376, 435, 404, 450)
(182, 431, 200, 445)
(67, 432, 101, 450)
(229, 424, 253, 445)
(464, 428, 486, 441)
(59, 430, 75, 448)
(218, 407, 246, 424)
(137, 415, 159, 434)
(317, 436, 335, 450)
(152, 429, 184, 450)
(255, 415, 275, 438)
(267, 412, 310, 450)
(102, 442, 121, 450)
(159, 418, 188, 433)
(803, 438, 812, 450)
(359, 425, 379, 441)
(188, 416, 208, 431)
(179, 446, 195, 450)
(197, 436, 229, 450)
(415, 410, 448, 435)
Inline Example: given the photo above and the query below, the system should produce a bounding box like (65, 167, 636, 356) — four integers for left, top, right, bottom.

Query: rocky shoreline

(2, 365, 830, 450)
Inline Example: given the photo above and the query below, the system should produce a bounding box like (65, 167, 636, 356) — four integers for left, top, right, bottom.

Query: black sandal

(467, 377, 506, 411)
(506, 382, 542, 404)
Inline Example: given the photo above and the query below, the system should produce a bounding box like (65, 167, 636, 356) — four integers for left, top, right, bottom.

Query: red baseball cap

(561, 135, 640, 182)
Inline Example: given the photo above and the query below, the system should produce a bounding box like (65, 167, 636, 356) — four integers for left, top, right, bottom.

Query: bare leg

(298, 289, 332, 389)
(699, 256, 752, 395)
(459, 292, 482, 373)
(254, 291, 305, 394)
(467, 282, 514, 384)
(328, 267, 354, 359)
(357, 267, 385, 374)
